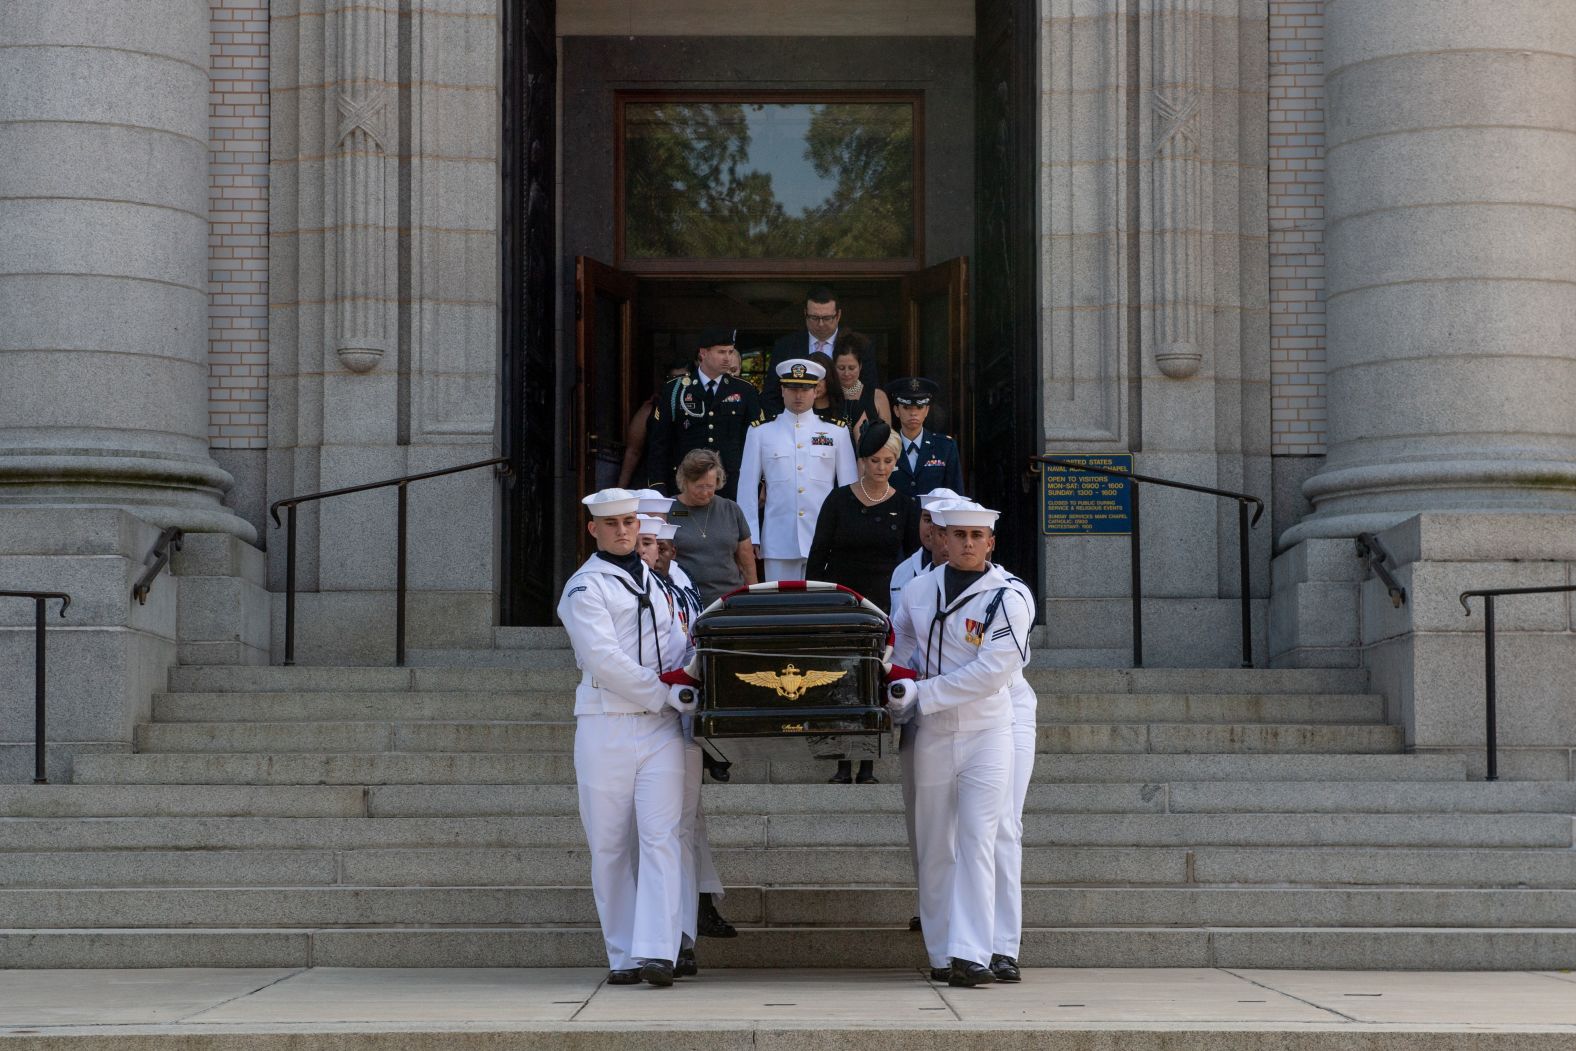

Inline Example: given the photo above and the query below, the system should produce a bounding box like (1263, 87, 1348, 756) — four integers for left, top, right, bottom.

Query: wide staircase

(3, 629, 1575, 970)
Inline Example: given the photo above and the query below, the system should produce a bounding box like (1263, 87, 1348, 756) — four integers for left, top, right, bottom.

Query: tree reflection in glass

(622, 99, 916, 260)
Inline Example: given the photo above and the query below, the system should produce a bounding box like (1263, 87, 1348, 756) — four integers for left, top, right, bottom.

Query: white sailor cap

(919, 487, 962, 512)
(775, 357, 826, 387)
(927, 499, 959, 528)
(937, 500, 1000, 530)
(636, 514, 665, 536)
(581, 487, 641, 517)
(655, 521, 680, 540)
(633, 489, 673, 515)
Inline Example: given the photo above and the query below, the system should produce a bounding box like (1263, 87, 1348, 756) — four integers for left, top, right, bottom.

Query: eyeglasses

(805, 312, 839, 323)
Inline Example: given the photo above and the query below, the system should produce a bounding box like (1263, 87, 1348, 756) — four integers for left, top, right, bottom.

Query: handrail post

(1238, 500, 1252, 668)
(396, 482, 408, 667)
(33, 596, 46, 784)
(1129, 481, 1143, 668)
(284, 505, 297, 666)
(1483, 594, 1497, 782)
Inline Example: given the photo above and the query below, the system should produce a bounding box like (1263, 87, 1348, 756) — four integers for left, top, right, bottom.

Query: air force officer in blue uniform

(887, 377, 963, 499)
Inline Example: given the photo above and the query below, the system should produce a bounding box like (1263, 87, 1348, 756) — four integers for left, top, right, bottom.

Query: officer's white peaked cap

(938, 500, 1000, 530)
(919, 487, 963, 511)
(775, 357, 826, 386)
(633, 489, 673, 515)
(636, 514, 665, 536)
(581, 487, 641, 517)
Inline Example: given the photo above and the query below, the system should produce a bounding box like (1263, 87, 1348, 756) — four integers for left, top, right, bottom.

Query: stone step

(2, 812, 1565, 851)
(166, 665, 1371, 696)
(152, 690, 1386, 725)
(5, 885, 1576, 930)
(70, 751, 1471, 786)
(10, 845, 1576, 891)
(12, 779, 1564, 820)
(6, 925, 1575, 970)
(131, 720, 1405, 756)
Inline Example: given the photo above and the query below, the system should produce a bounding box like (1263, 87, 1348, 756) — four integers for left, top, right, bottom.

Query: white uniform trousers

(912, 722, 1014, 969)
(764, 557, 807, 582)
(992, 697, 1037, 959)
(678, 739, 726, 946)
(574, 712, 687, 969)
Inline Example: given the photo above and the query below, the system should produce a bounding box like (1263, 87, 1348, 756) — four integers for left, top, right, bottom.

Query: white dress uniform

(736, 360, 858, 582)
(993, 571, 1038, 962)
(558, 528, 691, 971)
(891, 555, 1033, 970)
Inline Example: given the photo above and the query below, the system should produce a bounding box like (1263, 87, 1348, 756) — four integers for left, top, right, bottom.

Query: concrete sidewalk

(2, 967, 1576, 1049)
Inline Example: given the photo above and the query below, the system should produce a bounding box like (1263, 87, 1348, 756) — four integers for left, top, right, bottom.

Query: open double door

(574, 255, 969, 513)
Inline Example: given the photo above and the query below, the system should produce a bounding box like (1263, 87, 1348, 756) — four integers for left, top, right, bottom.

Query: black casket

(692, 583, 892, 761)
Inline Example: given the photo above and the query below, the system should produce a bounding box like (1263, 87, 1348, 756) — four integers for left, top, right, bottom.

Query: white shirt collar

(807, 330, 838, 352)
(697, 367, 722, 387)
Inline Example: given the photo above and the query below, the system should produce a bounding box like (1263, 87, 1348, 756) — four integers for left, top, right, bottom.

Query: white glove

(667, 685, 699, 714)
(885, 680, 918, 725)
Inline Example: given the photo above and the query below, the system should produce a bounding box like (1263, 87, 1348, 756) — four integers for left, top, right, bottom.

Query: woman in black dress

(806, 421, 921, 784)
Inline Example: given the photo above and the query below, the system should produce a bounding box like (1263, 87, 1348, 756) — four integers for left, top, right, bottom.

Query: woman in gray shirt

(667, 449, 757, 608)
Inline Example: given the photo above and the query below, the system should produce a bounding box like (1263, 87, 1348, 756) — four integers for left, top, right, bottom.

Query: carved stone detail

(332, 3, 391, 374)
(1148, 0, 1206, 380)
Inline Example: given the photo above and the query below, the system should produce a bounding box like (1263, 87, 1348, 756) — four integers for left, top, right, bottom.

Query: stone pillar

(0, 0, 254, 541)
(1284, 0, 1576, 544)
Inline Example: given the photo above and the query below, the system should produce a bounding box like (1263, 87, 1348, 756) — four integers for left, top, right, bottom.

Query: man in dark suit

(646, 327, 763, 501)
(760, 286, 881, 415)
(887, 377, 964, 499)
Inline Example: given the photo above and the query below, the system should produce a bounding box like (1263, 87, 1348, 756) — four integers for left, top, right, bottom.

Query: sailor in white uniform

(736, 357, 857, 582)
(635, 494, 735, 950)
(889, 500, 1032, 987)
(990, 567, 1038, 983)
(888, 487, 961, 608)
(557, 488, 695, 988)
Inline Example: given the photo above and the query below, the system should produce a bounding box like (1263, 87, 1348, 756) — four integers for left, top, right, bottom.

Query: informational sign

(1039, 453, 1134, 536)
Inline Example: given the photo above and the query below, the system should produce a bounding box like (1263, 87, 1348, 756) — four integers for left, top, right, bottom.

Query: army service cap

(697, 326, 738, 350)
(775, 357, 825, 388)
(887, 376, 940, 406)
(581, 487, 641, 518)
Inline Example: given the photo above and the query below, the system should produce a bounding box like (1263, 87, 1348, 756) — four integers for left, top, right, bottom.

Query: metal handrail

(1029, 455, 1265, 668)
(0, 591, 71, 783)
(132, 527, 184, 605)
(269, 456, 513, 666)
(1355, 532, 1407, 608)
(1459, 584, 1576, 782)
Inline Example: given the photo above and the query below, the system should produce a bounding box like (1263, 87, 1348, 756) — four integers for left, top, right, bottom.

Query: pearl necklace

(859, 476, 891, 503)
(841, 380, 864, 400)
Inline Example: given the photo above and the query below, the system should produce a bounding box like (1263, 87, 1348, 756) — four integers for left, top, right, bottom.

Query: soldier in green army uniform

(646, 327, 763, 502)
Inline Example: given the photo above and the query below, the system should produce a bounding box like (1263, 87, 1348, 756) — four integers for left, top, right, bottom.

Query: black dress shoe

(928, 966, 950, 982)
(909, 915, 923, 932)
(828, 760, 853, 784)
(855, 760, 879, 784)
(989, 954, 1022, 982)
(675, 947, 698, 978)
(702, 751, 732, 782)
(698, 892, 737, 938)
(607, 968, 641, 985)
(948, 958, 995, 987)
(640, 959, 675, 987)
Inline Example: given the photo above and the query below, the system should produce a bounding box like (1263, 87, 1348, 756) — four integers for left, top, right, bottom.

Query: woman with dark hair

(827, 334, 890, 439)
(805, 420, 922, 784)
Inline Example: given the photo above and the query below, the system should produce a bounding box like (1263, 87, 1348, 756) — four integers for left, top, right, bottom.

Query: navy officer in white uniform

(557, 487, 695, 987)
(736, 357, 857, 581)
(889, 499, 1032, 987)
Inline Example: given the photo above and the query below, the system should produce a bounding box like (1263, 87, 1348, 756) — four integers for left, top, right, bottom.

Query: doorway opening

(501, 2, 1040, 623)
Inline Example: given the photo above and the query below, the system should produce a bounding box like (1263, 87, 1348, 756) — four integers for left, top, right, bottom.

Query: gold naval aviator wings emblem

(735, 662, 847, 701)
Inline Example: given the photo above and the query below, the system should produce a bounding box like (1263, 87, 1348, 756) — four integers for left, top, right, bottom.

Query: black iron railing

(132, 527, 184, 605)
(1459, 584, 1576, 782)
(0, 591, 71, 783)
(1355, 532, 1407, 608)
(269, 457, 512, 666)
(1029, 455, 1265, 668)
